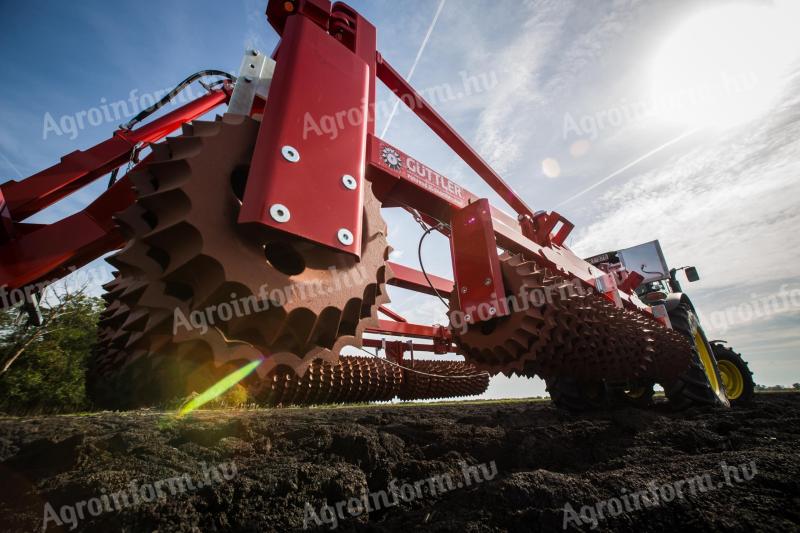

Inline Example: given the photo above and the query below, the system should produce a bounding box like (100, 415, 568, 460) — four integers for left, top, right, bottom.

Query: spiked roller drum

(451, 253, 692, 386)
(88, 115, 393, 408)
(398, 360, 490, 401)
(254, 355, 403, 406)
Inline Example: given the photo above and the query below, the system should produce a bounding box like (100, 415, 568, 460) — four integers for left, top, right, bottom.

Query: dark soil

(1, 393, 798, 532)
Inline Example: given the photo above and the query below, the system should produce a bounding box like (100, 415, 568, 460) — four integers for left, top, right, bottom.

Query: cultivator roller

(399, 361, 490, 401)
(255, 356, 403, 405)
(87, 115, 394, 407)
(453, 253, 692, 384)
(2, 0, 705, 411)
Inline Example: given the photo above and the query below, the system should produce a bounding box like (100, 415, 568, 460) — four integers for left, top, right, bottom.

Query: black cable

(121, 69, 236, 130)
(106, 167, 120, 189)
(418, 224, 450, 309)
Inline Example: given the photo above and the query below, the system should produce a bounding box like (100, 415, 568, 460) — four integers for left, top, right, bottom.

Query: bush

(0, 292, 103, 414)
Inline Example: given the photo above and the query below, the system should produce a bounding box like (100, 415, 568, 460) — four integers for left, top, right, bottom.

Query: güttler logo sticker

(381, 146, 402, 171)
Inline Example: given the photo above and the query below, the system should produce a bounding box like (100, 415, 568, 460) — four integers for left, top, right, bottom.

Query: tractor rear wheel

(664, 303, 729, 408)
(711, 342, 754, 406)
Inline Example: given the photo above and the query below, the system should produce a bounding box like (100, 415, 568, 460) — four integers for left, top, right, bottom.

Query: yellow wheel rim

(694, 330, 722, 397)
(718, 359, 744, 399)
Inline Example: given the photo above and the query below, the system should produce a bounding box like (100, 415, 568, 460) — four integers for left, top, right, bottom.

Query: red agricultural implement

(0, 0, 735, 409)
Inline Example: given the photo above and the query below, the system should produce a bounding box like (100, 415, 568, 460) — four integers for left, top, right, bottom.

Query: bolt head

(342, 174, 357, 190)
(281, 145, 300, 163)
(337, 228, 354, 245)
(489, 307, 496, 315)
(461, 286, 468, 294)
(464, 314, 472, 321)
(484, 277, 492, 286)
(269, 204, 290, 223)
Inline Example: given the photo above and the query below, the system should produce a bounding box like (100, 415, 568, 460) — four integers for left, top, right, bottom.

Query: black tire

(546, 377, 607, 411)
(610, 383, 656, 408)
(664, 303, 729, 408)
(711, 342, 754, 406)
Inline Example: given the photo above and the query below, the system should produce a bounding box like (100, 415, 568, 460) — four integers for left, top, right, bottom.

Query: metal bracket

(450, 199, 508, 324)
(651, 304, 672, 329)
(596, 272, 623, 308)
(0, 189, 13, 245)
(238, 15, 371, 257)
(228, 49, 275, 116)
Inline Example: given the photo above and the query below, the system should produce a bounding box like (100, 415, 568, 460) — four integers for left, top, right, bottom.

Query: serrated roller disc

(90, 114, 393, 407)
(398, 360, 489, 400)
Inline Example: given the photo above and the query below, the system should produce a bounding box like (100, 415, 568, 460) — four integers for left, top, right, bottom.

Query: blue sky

(1, 0, 799, 397)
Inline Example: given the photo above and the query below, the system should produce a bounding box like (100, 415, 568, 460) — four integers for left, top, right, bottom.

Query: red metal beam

(368, 138, 651, 314)
(366, 319, 452, 341)
(0, 176, 135, 290)
(1, 89, 228, 223)
(386, 260, 453, 297)
(362, 338, 456, 354)
(378, 305, 407, 322)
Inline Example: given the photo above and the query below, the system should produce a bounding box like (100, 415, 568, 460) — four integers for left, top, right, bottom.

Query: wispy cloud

(570, 79, 800, 292)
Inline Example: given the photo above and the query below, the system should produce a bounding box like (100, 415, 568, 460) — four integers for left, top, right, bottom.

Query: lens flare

(178, 359, 263, 417)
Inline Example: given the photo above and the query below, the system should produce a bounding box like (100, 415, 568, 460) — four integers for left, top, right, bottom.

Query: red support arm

(0, 89, 230, 290)
(386, 260, 454, 297)
(378, 305, 407, 323)
(366, 320, 452, 341)
(362, 338, 455, 354)
(0, 176, 134, 290)
(0, 89, 228, 223)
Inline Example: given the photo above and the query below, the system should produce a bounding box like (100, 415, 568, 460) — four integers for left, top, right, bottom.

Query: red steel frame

(0, 0, 664, 356)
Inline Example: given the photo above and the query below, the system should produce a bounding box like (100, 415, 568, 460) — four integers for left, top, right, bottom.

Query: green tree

(0, 284, 103, 413)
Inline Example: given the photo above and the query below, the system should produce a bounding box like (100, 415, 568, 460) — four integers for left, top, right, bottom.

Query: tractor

(583, 240, 754, 409)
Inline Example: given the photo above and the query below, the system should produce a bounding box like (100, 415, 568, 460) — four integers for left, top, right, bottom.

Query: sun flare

(650, 1, 800, 130)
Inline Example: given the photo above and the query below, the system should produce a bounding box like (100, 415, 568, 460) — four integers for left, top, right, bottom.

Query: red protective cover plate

(240, 14, 369, 256)
(450, 199, 507, 322)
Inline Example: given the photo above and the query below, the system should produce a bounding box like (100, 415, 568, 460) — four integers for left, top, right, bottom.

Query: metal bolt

(281, 145, 300, 163)
(464, 314, 472, 321)
(342, 174, 357, 190)
(269, 204, 290, 223)
(251, 50, 259, 56)
(484, 277, 492, 286)
(337, 228, 354, 245)
(489, 307, 497, 315)
(461, 286, 468, 294)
